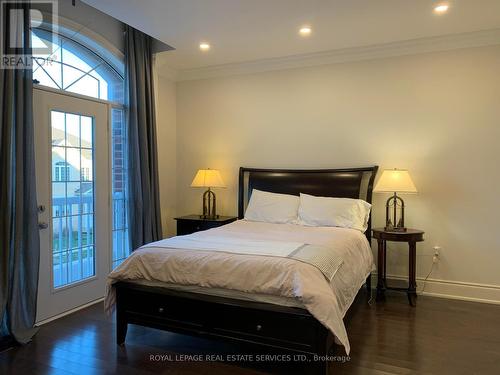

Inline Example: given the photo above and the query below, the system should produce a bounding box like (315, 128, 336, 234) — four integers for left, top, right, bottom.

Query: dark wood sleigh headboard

(238, 166, 379, 242)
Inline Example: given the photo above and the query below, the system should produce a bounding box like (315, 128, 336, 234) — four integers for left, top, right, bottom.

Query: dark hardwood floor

(1, 290, 500, 374)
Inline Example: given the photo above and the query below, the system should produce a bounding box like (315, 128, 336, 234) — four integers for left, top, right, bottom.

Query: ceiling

(82, 0, 500, 72)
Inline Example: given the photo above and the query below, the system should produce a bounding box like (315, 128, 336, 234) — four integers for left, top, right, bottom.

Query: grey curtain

(0, 2, 40, 344)
(125, 26, 163, 249)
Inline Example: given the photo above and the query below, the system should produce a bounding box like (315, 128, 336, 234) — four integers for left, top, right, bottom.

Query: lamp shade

(373, 169, 417, 193)
(190, 169, 226, 188)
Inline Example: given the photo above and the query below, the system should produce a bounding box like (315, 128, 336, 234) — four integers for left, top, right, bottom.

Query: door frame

(34, 85, 117, 322)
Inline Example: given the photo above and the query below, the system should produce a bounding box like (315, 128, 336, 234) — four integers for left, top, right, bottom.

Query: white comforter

(105, 220, 374, 354)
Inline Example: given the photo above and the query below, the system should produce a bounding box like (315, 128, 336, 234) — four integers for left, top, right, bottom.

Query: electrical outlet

(432, 246, 441, 263)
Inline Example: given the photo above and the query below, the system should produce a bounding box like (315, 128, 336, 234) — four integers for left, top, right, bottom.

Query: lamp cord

(421, 260, 436, 294)
(367, 291, 374, 306)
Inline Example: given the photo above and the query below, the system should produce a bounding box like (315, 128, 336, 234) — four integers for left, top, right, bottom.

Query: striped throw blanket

(142, 235, 343, 281)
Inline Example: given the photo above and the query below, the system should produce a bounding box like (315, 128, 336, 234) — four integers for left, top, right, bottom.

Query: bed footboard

(115, 281, 333, 374)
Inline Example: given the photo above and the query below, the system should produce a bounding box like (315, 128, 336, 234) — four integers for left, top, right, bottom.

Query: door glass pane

(51, 111, 65, 146)
(66, 147, 81, 181)
(51, 110, 95, 288)
(65, 114, 80, 147)
(81, 149, 93, 181)
(81, 116, 92, 148)
(66, 182, 81, 215)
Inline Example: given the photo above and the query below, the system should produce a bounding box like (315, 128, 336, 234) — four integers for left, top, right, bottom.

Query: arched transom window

(32, 28, 124, 103)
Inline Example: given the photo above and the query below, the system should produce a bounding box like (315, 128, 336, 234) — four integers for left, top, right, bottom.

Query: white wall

(155, 74, 177, 237)
(160, 45, 500, 303)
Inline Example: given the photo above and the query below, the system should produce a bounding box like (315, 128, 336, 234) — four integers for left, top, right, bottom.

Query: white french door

(34, 88, 111, 322)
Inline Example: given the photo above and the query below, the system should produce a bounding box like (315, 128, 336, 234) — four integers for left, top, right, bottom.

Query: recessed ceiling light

(299, 26, 312, 36)
(199, 42, 210, 51)
(434, 4, 449, 14)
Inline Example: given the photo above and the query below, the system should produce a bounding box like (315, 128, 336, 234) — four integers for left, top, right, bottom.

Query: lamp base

(201, 188, 218, 219)
(385, 193, 406, 233)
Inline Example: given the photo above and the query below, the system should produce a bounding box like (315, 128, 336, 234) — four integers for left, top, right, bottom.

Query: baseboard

(35, 297, 104, 326)
(371, 273, 500, 305)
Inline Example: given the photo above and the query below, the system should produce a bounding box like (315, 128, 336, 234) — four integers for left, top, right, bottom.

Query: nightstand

(174, 215, 238, 235)
(372, 228, 425, 306)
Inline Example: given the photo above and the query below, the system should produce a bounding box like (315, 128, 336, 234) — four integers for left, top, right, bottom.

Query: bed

(107, 166, 378, 374)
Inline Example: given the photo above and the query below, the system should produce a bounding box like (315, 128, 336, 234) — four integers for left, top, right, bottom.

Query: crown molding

(162, 28, 500, 82)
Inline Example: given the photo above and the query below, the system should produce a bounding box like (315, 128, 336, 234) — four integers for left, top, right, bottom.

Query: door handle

(38, 222, 48, 230)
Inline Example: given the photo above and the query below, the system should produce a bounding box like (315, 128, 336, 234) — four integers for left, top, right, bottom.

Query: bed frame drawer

(211, 304, 317, 347)
(115, 282, 329, 354)
(120, 287, 205, 328)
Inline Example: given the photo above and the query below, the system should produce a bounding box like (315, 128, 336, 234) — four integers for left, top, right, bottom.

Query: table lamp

(373, 169, 417, 232)
(190, 169, 226, 219)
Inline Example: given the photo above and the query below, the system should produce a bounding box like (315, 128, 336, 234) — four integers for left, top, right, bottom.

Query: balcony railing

(52, 192, 129, 287)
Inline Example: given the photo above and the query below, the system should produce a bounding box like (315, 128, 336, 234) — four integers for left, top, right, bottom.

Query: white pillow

(297, 193, 371, 232)
(244, 189, 300, 224)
